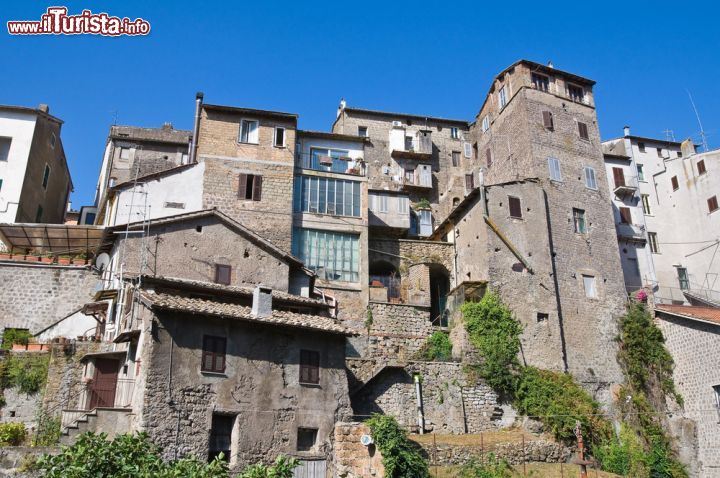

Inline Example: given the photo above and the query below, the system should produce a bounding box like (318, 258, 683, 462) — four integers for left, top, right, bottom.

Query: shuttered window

(548, 158, 562, 181)
(612, 168, 626, 188)
(709, 196, 719, 213)
(202, 336, 226, 373)
(697, 159, 707, 175)
(671, 176, 679, 191)
(542, 111, 554, 130)
(619, 207, 632, 224)
(578, 122, 589, 140)
(215, 264, 231, 285)
(238, 174, 262, 201)
(465, 174, 475, 190)
(299, 350, 320, 384)
(584, 167, 597, 190)
(451, 151, 460, 167)
(508, 196, 522, 218)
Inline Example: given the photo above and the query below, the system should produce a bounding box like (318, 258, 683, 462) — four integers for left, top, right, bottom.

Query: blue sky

(2, 1, 718, 207)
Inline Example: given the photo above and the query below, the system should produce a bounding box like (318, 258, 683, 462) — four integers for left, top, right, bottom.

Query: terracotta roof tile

(655, 304, 720, 326)
(141, 292, 354, 335)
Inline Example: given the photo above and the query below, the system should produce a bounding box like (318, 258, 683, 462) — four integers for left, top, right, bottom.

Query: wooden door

(293, 460, 327, 478)
(89, 358, 118, 409)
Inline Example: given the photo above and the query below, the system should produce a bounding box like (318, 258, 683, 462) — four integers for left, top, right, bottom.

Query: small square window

(450, 127, 459, 139)
(358, 126, 368, 137)
(119, 147, 131, 160)
(0, 137, 12, 161)
(573, 208, 587, 234)
(297, 428, 318, 451)
(215, 264, 231, 285)
(671, 176, 679, 191)
(582, 275, 597, 298)
(708, 196, 719, 213)
(300, 350, 320, 384)
(536, 312, 549, 322)
(274, 127, 286, 147)
(239, 119, 259, 144)
(508, 196, 522, 218)
(638, 142, 646, 153)
(697, 159, 706, 175)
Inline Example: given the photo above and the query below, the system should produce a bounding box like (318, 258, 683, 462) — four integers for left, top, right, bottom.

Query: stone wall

(416, 437, 571, 466)
(333, 422, 385, 478)
(364, 302, 433, 362)
(657, 313, 719, 477)
(350, 361, 503, 434)
(0, 262, 99, 334)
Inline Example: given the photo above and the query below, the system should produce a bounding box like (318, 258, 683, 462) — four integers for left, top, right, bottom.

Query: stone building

(0, 104, 73, 224)
(94, 123, 192, 226)
(655, 304, 720, 477)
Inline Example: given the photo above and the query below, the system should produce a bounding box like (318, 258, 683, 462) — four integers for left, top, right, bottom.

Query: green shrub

(36, 432, 228, 478)
(0, 422, 27, 445)
(416, 331, 453, 361)
(31, 412, 61, 447)
(458, 454, 512, 478)
(513, 367, 612, 445)
(237, 456, 299, 478)
(0, 354, 50, 394)
(461, 292, 522, 397)
(595, 424, 649, 477)
(366, 414, 429, 478)
(1, 328, 31, 350)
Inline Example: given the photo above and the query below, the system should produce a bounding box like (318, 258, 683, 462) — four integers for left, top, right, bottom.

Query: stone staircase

(61, 407, 134, 444)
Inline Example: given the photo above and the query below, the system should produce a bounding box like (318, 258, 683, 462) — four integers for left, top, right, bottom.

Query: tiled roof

(140, 292, 354, 335)
(655, 304, 720, 326)
(110, 125, 191, 145)
(142, 275, 328, 308)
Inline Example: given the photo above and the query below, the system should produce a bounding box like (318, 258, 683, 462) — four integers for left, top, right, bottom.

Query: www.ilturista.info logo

(7, 7, 151, 36)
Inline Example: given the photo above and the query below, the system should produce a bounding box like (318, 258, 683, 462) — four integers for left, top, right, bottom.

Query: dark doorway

(429, 264, 450, 326)
(209, 414, 234, 462)
(88, 358, 118, 409)
(369, 260, 401, 300)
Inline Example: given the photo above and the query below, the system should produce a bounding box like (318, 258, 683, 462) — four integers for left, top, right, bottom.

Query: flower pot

(41, 256, 53, 264)
(58, 257, 72, 265)
(71, 258, 86, 265)
(0, 253, 10, 260)
(24, 255, 40, 262)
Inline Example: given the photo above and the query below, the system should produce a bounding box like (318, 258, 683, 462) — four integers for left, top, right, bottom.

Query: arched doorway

(369, 260, 401, 301)
(429, 264, 450, 326)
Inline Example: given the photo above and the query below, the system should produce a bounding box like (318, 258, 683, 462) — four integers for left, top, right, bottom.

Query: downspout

(189, 92, 203, 164)
(414, 374, 425, 434)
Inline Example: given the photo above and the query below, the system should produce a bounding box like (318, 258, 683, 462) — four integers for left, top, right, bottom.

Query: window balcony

(616, 223, 646, 243)
(390, 131, 433, 160)
(399, 177, 432, 190)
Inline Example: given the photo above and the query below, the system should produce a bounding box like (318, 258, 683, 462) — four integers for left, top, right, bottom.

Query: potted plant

(71, 254, 87, 265)
(41, 253, 54, 264)
(24, 249, 40, 262)
(58, 255, 72, 265)
(414, 198, 432, 210)
(0, 250, 10, 260)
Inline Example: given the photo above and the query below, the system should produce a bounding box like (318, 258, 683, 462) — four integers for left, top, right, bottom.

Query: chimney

(189, 92, 204, 164)
(251, 285, 273, 318)
(162, 122, 173, 130)
(623, 126, 631, 137)
(681, 138, 696, 158)
(38, 104, 49, 113)
(337, 98, 346, 118)
(547, 61, 554, 69)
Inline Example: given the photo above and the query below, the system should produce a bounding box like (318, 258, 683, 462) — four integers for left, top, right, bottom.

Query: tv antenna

(687, 90, 709, 152)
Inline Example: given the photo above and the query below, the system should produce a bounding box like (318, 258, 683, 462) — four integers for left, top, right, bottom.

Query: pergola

(0, 223, 105, 255)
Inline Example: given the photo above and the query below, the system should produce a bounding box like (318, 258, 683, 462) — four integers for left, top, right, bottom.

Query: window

(584, 167, 597, 190)
(463, 142, 472, 158)
(656, 147, 663, 158)
(648, 232, 659, 253)
(486, 148, 492, 168)
(50, 133, 56, 148)
(0, 137, 11, 161)
(404, 136, 414, 151)
(481, 115, 490, 132)
(573, 208, 587, 234)
(709, 196, 719, 213)
(209, 414, 234, 462)
(536, 312, 549, 322)
(542, 111, 554, 130)
(371, 193, 389, 213)
(637, 164, 645, 181)
(641, 194, 651, 215)
(713, 385, 720, 418)
(578, 122, 589, 140)
(671, 176, 679, 191)
(451, 151, 460, 167)
(498, 86, 508, 109)
(612, 167, 626, 188)
(404, 169, 415, 183)
(638, 142, 646, 153)
(0, 179, 3, 192)
(42, 164, 51, 190)
(582, 275, 597, 298)
(619, 207, 632, 224)
(238, 119, 259, 144)
(274, 127, 285, 147)
(202, 336, 226, 373)
(294, 176, 360, 217)
(119, 147, 131, 160)
(567, 84, 584, 103)
(215, 264, 231, 285)
(35, 205, 43, 223)
(299, 350, 320, 384)
(508, 196, 522, 218)
(292, 229, 359, 282)
(358, 126, 368, 137)
(677, 267, 690, 291)
(238, 174, 262, 201)
(419, 209, 432, 236)
(532, 73, 549, 92)
(465, 173, 474, 190)
(450, 127, 459, 139)
(697, 159, 707, 175)
(548, 157, 562, 181)
(304, 148, 352, 174)
(297, 428, 318, 451)
(397, 196, 409, 213)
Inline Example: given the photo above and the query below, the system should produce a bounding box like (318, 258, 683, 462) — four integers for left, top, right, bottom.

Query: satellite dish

(95, 253, 110, 272)
(360, 435, 374, 446)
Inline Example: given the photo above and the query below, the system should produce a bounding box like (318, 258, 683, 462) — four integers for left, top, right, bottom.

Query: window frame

(582, 274, 597, 298)
(677, 267, 690, 291)
(584, 166, 597, 190)
(708, 196, 719, 213)
(118, 147, 131, 161)
(641, 194, 652, 215)
(201, 335, 227, 374)
(450, 127, 459, 139)
(42, 164, 51, 190)
(451, 151, 460, 167)
(638, 142, 646, 153)
(273, 127, 286, 148)
(215, 264, 232, 285)
(358, 126, 368, 137)
(573, 208, 587, 234)
(50, 132, 56, 149)
(299, 349, 320, 385)
(697, 159, 707, 175)
(297, 427, 319, 452)
(619, 206, 632, 225)
(238, 119, 259, 144)
(238, 173, 262, 201)
(648, 232, 659, 254)
(292, 228, 360, 282)
(542, 111, 554, 130)
(671, 176, 679, 191)
(567, 83, 585, 103)
(531, 73, 550, 92)
(481, 115, 490, 132)
(637, 164, 645, 182)
(35, 205, 43, 223)
(577, 121, 589, 140)
(508, 196, 522, 219)
(498, 86, 508, 109)
(548, 157, 562, 182)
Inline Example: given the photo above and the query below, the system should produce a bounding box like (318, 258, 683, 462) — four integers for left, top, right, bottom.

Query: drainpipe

(414, 374, 425, 434)
(189, 92, 203, 164)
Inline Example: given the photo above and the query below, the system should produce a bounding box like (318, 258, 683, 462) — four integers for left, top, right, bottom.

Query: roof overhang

(0, 223, 105, 254)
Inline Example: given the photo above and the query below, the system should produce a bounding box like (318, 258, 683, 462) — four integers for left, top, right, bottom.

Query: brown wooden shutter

(612, 168, 625, 187)
(238, 173, 248, 198)
(697, 160, 706, 175)
(542, 111, 553, 130)
(486, 148, 492, 167)
(671, 176, 679, 190)
(300, 350, 320, 384)
(619, 207, 632, 224)
(465, 174, 474, 190)
(709, 196, 719, 212)
(509, 196, 522, 218)
(578, 122, 589, 140)
(202, 336, 226, 373)
(252, 175, 263, 201)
